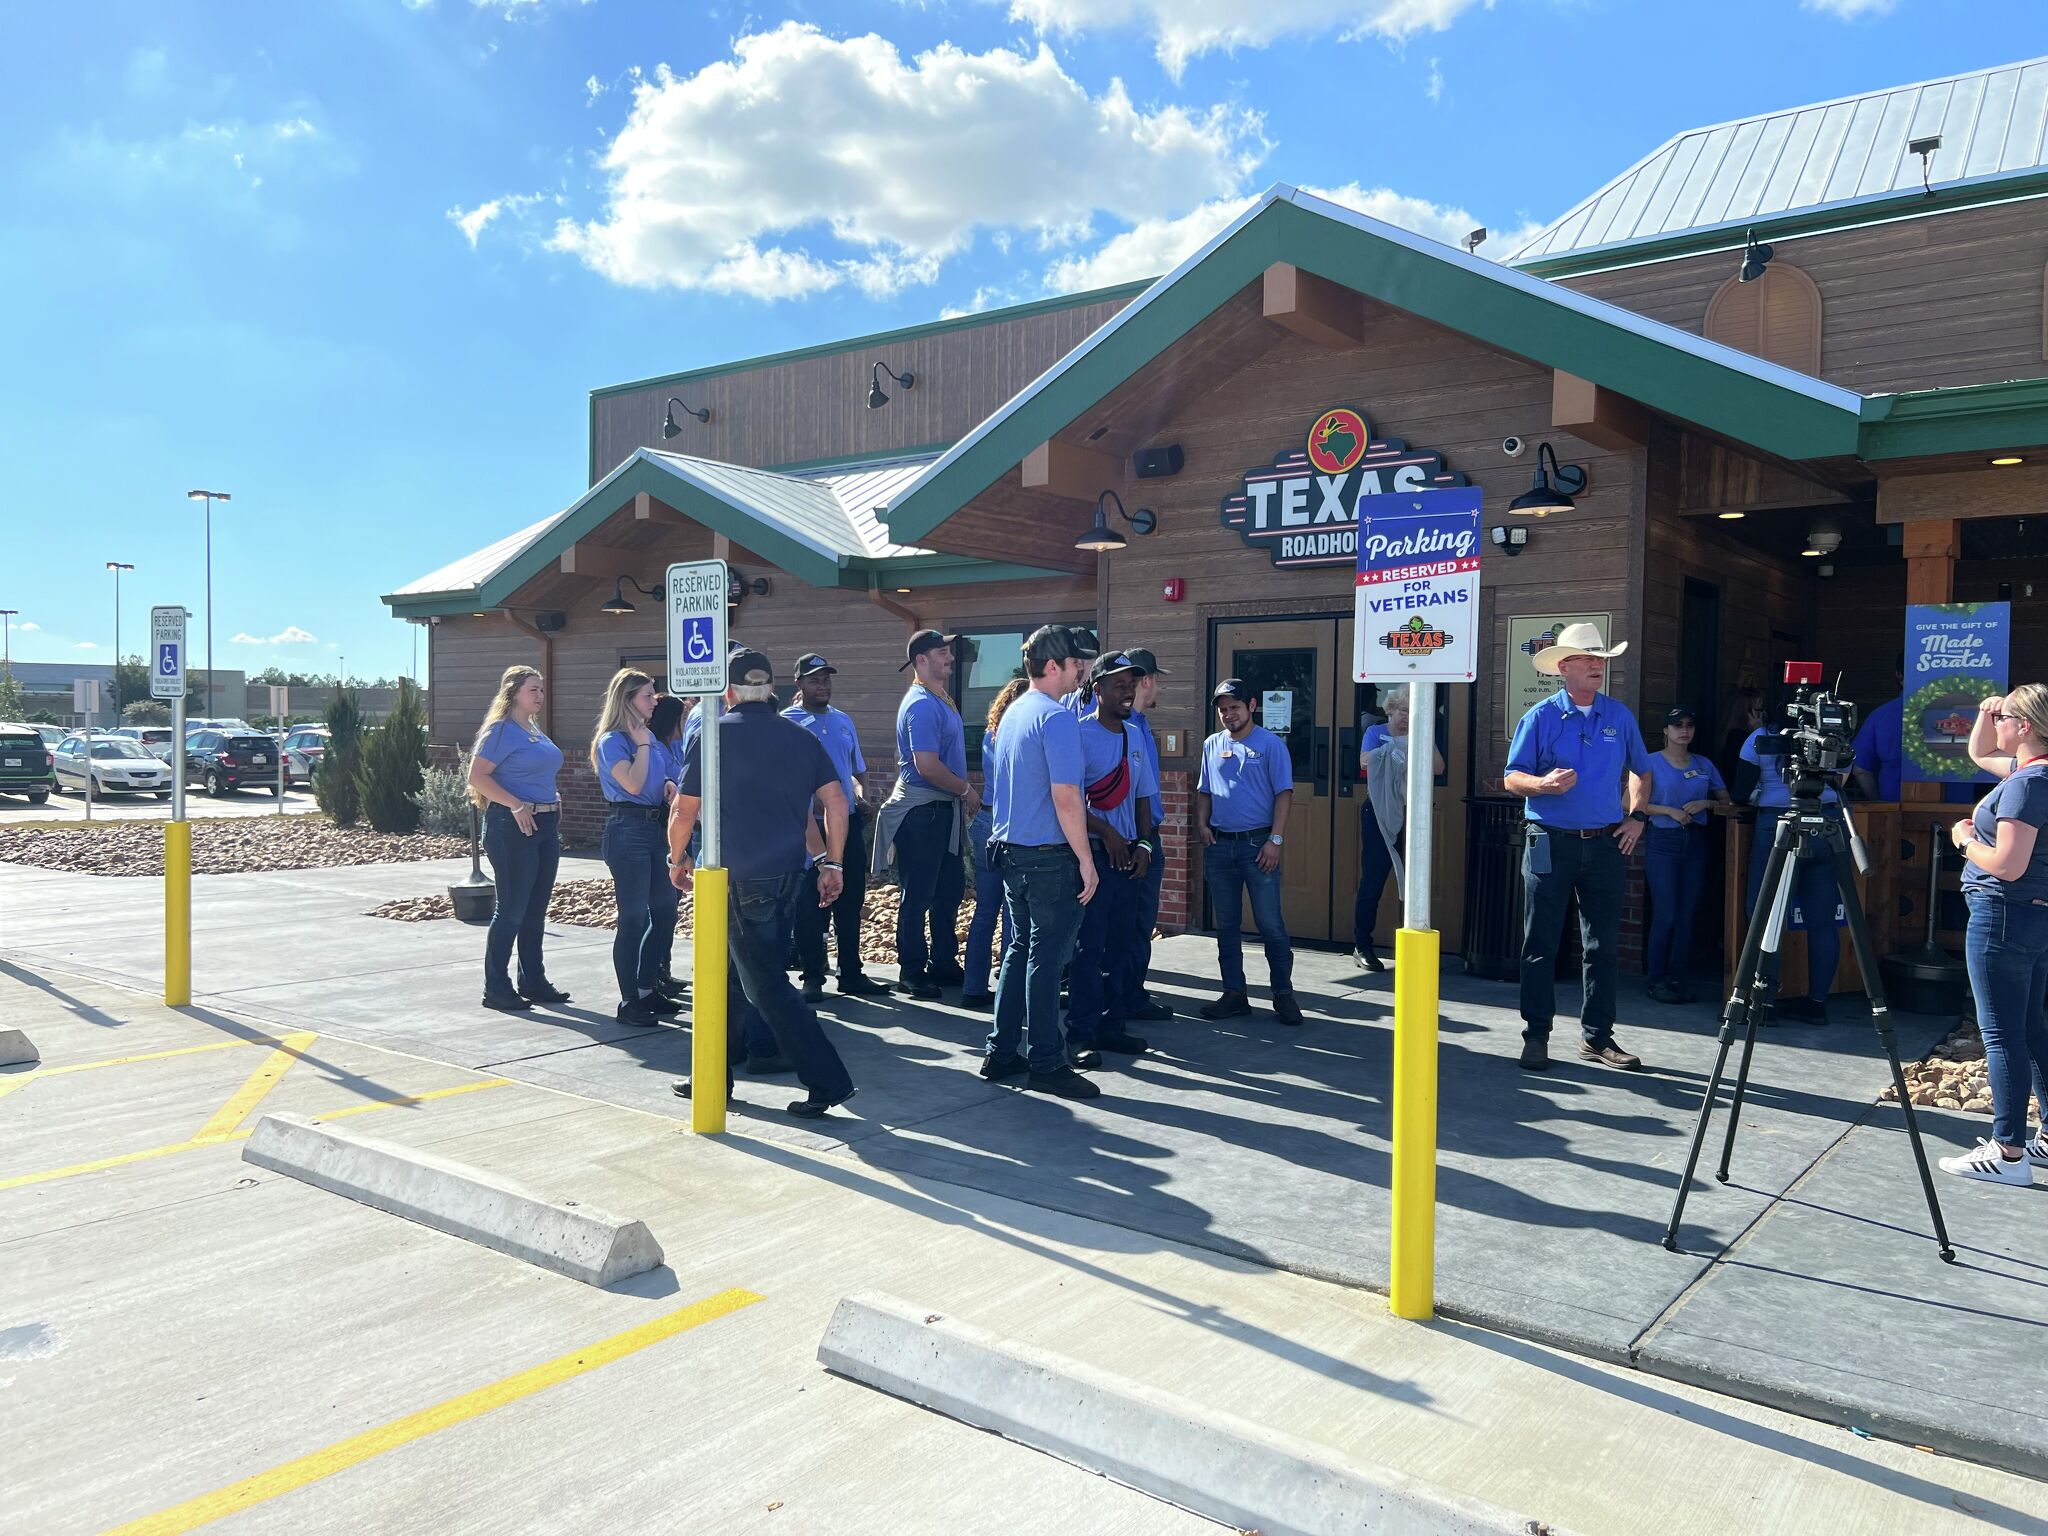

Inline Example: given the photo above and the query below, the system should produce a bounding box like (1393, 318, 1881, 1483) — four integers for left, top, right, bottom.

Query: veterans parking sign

(1353, 488, 1482, 683)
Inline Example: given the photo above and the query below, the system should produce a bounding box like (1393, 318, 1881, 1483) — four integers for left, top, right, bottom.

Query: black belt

(1533, 824, 1616, 839)
(990, 840, 1072, 854)
(1210, 826, 1272, 841)
(606, 803, 667, 821)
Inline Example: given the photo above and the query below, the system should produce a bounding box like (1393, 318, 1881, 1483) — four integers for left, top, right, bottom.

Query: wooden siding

(1702, 264, 1822, 376)
(1561, 197, 2048, 393)
(428, 617, 542, 750)
(590, 295, 1136, 477)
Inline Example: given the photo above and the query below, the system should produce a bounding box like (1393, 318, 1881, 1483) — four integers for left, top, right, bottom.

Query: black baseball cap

(1664, 706, 1697, 724)
(1213, 678, 1254, 703)
(729, 648, 774, 686)
(1123, 647, 1168, 676)
(1023, 624, 1092, 667)
(794, 653, 835, 679)
(898, 628, 956, 671)
(1091, 651, 1142, 682)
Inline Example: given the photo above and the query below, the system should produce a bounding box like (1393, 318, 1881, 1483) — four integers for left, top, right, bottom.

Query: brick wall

(1157, 770, 1192, 933)
(559, 759, 607, 850)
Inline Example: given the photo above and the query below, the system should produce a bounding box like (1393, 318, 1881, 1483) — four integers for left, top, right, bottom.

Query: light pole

(186, 490, 231, 718)
(0, 609, 16, 674)
(106, 562, 134, 719)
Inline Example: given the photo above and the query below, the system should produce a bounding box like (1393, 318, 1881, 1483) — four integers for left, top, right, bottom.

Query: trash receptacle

(1461, 796, 1525, 980)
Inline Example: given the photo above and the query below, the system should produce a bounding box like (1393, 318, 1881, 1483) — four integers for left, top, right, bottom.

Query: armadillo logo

(1381, 615, 1451, 655)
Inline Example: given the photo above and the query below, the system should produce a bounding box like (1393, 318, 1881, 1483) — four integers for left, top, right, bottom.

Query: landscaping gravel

(0, 817, 471, 877)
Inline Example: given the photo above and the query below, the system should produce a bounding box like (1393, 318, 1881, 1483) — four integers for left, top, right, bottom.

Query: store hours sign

(1220, 405, 1468, 569)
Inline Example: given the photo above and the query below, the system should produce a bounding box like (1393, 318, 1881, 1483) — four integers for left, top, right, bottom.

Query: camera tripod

(1661, 790, 1955, 1263)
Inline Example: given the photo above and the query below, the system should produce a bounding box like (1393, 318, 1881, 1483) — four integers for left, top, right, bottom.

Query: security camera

(1502, 436, 1527, 458)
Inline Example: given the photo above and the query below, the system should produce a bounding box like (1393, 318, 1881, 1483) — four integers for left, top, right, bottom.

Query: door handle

(1337, 726, 1355, 797)
(1313, 726, 1330, 793)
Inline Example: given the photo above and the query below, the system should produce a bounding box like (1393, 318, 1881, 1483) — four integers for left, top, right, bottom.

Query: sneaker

(1579, 1039, 1644, 1071)
(1519, 1039, 1551, 1071)
(518, 982, 572, 1005)
(1776, 995, 1828, 1024)
(979, 1052, 1029, 1081)
(671, 1077, 732, 1100)
(800, 980, 826, 1003)
(1199, 990, 1252, 1020)
(481, 992, 533, 1013)
(958, 992, 994, 1012)
(654, 977, 691, 1002)
(745, 1053, 795, 1075)
(1939, 1139, 2033, 1186)
(640, 993, 682, 1017)
(2026, 1132, 2048, 1169)
(838, 974, 892, 996)
(1026, 1066, 1102, 1100)
(787, 1086, 857, 1119)
(1272, 993, 1305, 1028)
(616, 999, 661, 1027)
(1098, 1030, 1148, 1054)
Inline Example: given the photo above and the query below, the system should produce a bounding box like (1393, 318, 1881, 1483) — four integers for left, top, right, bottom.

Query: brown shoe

(1579, 1039, 1643, 1071)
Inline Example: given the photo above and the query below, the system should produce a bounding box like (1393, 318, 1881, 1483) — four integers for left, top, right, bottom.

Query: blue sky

(1, 0, 2034, 686)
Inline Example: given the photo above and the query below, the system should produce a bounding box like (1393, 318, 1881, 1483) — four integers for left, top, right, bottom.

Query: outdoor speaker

(1133, 444, 1184, 479)
(534, 611, 568, 633)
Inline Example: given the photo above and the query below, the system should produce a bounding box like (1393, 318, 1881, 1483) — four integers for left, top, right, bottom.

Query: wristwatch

(1628, 811, 1649, 824)
(816, 859, 844, 871)
(1268, 834, 1285, 846)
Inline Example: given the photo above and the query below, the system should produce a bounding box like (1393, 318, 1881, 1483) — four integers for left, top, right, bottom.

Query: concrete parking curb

(818, 1293, 1577, 1536)
(0, 1029, 38, 1067)
(242, 1112, 663, 1287)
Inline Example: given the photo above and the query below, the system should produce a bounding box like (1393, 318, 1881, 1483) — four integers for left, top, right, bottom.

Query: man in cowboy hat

(1504, 621, 1656, 1072)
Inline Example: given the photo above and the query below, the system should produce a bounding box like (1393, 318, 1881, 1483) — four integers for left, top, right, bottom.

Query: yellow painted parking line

(191, 1033, 318, 1144)
(0, 1079, 513, 1192)
(0, 1037, 278, 1102)
(101, 1287, 764, 1536)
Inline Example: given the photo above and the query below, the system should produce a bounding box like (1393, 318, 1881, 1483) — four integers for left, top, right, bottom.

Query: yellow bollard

(1388, 924, 1440, 1320)
(165, 821, 192, 1007)
(690, 866, 728, 1133)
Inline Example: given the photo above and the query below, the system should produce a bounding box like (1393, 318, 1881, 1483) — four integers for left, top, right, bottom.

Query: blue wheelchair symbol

(680, 616, 715, 665)
(157, 643, 179, 675)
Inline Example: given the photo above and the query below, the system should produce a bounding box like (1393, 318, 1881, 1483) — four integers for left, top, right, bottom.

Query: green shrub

(413, 760, 473, 837)
(122, 700, 172, 725)
(316, 688, 365, 825)
(356, 679, 428, 833)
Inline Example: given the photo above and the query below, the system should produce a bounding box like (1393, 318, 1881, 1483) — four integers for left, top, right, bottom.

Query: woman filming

(467, 666, 567, 1012)
(1940, 686, 2048, 1185)
(1642, 707, 1730, 1004)
(593, 668, 681, 1028)
(1352, 684, 1442, 973)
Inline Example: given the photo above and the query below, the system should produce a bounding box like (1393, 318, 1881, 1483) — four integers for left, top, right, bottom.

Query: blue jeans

(1354, 811, 1396, 953)
(963, 812, 1012, 996)
(602, 811, 680, 1002)
(893, 801, 965, 981)
(1204, 834, 1293, 994)
(1521, 826, 1623, 1046)
(1644, 824, 1707, 985)
(987, 844, 1087, 1074)
(1121, 838, 1165, 1017)
(1964, 892, 2048, 1147)
(1745, 809, 1841, 1002)
(725, 873, 852, 1100)
(1068, 847, 1144, 1045)
(482, 804, 559, 997)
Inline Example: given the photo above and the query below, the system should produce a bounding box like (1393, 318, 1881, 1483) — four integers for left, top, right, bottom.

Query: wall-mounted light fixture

(1507, 442, 1588, 516)
(868, 361, 914, 409)
(1910, 134, 1942, 197)
(727, 572, 771, 608)
(662, 397, 710, 438)
(1489, 524, 1529, 557)
(1738, 228, 1773, 284)
(1074, 489, 1158, 553)
(600, 577, 661, 616)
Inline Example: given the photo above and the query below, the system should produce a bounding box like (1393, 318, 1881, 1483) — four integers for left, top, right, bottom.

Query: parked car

(0, 723, 56, 804)
(184, 729, 285, 796)
(109, 725, 180, 761)
(32, 724, 65, 752)
(53, 736, 173, 798)
(281, 725, 330, 785)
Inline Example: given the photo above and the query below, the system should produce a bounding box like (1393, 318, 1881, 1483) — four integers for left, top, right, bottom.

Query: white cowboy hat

(1531, 621, 1628, 676)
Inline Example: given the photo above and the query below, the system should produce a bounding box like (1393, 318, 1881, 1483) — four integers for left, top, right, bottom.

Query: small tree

(123, 699, 172, 725)
(413, 759, 472, 836)
(317, 687, 365, 825)
(113, 655, 151, 713)
(0, 668, 22, 720)
(355, 678, 428, 833)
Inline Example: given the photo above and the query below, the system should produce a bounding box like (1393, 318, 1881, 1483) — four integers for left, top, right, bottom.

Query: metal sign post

(74, 679, 100, 821)
(271, 684, 289, 812)
(1353, 488, 1482, 1323)
(668, 559, 729, 1132)
(152, 606, 190, 1006)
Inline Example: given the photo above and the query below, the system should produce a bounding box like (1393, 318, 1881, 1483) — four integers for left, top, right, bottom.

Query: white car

(53, 736, 173, 798)
(109, 726, 180, 762)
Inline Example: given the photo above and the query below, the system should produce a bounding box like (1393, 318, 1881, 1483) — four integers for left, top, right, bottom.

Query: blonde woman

(591, 668, 678, 1027)
(467, 666, 567, 1012)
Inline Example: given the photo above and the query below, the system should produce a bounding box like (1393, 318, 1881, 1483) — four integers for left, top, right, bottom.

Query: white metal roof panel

(389, 511, 566, 598)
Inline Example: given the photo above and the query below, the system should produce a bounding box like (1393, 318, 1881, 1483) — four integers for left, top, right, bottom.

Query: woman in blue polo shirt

(467, 665, 567, 1013)
(592, 667, 679, 1028)
(1940, 685, 2048, 1185)
(1642, 707, 1730, 1004)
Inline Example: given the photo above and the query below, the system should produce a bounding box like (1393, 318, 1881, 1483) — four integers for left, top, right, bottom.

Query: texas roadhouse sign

(1219, 406, 1468, 569)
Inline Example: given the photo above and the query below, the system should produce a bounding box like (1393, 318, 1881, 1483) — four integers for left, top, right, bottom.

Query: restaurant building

(386, 58, 2048, 973)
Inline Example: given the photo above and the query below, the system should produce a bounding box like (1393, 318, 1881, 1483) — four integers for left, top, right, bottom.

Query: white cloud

(1425, 57, 1444, 103)
(18, 621, 40, 632)
(585, 73, 603, 101)
(59, 114, 330, 199)
(1044, 182, 1531, 292)
(1004, 0, 1488, 79)
(74, 641, 98, 650)
(272, 117, 317, 141)
(1800, 0, 1897, 15)
(447, 192, 549, 248)
(231, 626, 319, 646)
(544, 23, 1262, 301)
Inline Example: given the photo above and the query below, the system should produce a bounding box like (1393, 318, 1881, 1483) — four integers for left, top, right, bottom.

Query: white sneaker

(1939, 1139, 2034, 1186)
(2026, 1132, 2048, 1169)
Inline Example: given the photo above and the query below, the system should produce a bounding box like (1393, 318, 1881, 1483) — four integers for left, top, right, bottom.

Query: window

(953, 626, 1099, 767)
(1704, 264, 1822, 375)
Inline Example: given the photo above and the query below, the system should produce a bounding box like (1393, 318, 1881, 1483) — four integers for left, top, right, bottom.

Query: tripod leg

(1825, 832, 1956, 1264)
(1664, 822, 1800, 1252)
(1719, 830, 1799, 1182)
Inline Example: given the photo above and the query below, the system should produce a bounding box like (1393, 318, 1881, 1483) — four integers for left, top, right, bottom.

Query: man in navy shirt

(1067, 653, 1159, 1065)
(878, 629, 976, 999)
(983, 624, 1101, 1100)
(783, 652, 891, 1002)
(1504, 623, 1654, 1072)
(1195, 678, 1302, 1026)
(668, 648, 856, 1119)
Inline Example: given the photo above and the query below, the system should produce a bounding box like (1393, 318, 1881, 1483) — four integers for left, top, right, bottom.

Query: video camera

(1753, 661, 1858, 791)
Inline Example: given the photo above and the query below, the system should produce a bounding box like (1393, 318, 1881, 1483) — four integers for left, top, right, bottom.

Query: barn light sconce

(868, 361, 914, 409)
(1738, 228, 1773, 283)
(727, 572, 771, 608)
(1910, 134, 1941, 197)
(600, 577, 661, 616)
(661, 397, 710, 438)
(1490, 524, 1529, 556)
(1507, 442, 1587, 517)
(1074, 489, 1158, 553)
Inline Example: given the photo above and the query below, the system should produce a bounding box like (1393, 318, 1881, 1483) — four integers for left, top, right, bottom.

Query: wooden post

(1901, 518, 1958, 809)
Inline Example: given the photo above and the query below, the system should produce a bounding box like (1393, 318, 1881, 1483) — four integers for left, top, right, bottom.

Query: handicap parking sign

(157, 643, 178, 676)
(666, 560, 729, 695)
(679, 615, 716, 665)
